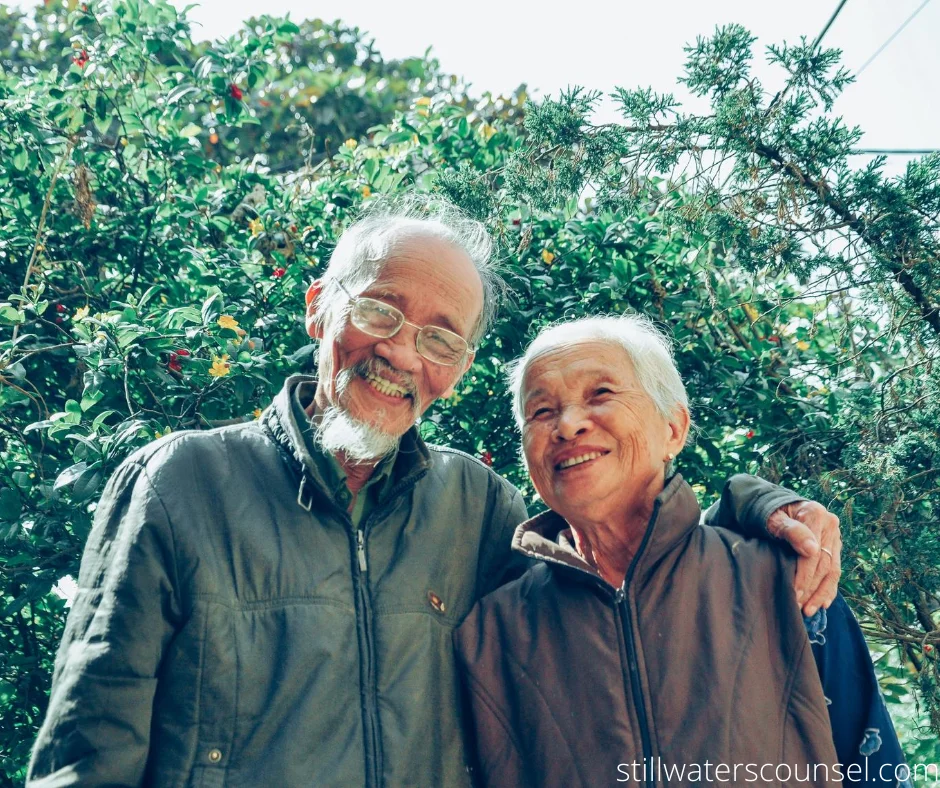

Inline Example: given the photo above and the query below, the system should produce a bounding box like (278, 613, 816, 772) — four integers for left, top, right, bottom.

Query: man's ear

(305, 280, 324, 339)
(442, 351, 475, 399)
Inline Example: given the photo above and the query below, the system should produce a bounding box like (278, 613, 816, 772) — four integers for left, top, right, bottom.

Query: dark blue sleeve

(805, 594, 912, 787)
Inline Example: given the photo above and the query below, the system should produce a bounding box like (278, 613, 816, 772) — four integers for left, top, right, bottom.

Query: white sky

(15, 0, 940, 170)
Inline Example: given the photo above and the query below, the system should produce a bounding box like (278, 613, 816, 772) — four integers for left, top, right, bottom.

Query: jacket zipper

(347, 518, 381, 788)
(288, 461, 428, 788)
(617, 501, 661, 788)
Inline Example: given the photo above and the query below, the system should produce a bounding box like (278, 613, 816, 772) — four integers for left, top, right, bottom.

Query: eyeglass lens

(350, 298, 467, 365)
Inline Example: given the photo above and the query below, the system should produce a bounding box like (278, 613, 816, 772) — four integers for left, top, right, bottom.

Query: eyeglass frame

(333, 279, 475, 367)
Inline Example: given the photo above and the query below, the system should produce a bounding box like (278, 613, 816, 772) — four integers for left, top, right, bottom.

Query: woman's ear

(305, 280, 324, 339)
(665, 405, 691, 459)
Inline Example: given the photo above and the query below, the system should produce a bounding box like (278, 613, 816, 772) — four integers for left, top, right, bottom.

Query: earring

(666, 453, 675, 461)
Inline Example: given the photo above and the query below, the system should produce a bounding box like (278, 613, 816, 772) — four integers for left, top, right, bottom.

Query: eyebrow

(523, 373, 621, 405)
(365, 288, 465, 336)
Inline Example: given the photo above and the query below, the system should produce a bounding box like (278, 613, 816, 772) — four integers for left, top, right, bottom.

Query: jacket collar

(262, 374, 432, 512)
(511, 474, 702, 594)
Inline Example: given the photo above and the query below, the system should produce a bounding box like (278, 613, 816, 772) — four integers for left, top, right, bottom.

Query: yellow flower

(743, 303, 759, 323)
(209, 354, 231, 378)
(154, 427, 172, 438)
(73, 306, 90, 321)
(415, 97, 431, 107)
(120, 137, 128, 147)
(217, 315, 239, 331)
(344, 138, 358, 150)
(481, 123, 496, 141)
(248, 217, 264, 237)
(361, 185, 372, 198)
(411, 134, 419, 145)
(253, 408, 262, 419)
(796, 340, 810, 351)
(541, 249, 555, 266)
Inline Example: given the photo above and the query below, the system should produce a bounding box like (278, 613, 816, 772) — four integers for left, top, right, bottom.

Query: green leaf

(201, 293, 222, 325)
(54, 462, 88, 492)
(0, 306, 25, 325)
(0, 488, 22, 522)
(12, 147, 28, 172)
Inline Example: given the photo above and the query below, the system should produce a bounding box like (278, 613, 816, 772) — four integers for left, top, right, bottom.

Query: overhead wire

(853, 148, 940, 155)
(811, 0, 852, 51)
(856, 0, 934, 76)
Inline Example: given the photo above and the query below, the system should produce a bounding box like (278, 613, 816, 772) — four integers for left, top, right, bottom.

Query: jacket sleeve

(477, 484, 530, 597)
(454, 607, 532, 788)
(702, 473, 805, 539)
(27, 458, 183, 787)
(806, 595, 911, 786)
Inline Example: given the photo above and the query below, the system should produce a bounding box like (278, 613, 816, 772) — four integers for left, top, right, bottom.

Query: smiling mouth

(555, 451, 608, 471)
(364, 371, 411, 399)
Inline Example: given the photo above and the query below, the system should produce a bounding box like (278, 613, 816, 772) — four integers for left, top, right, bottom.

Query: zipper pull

(357, 529, 368, 572)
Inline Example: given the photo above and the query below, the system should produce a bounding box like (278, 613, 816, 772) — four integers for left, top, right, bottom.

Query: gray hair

(508, 314, 691, 432)
(314, 194, 502, 345)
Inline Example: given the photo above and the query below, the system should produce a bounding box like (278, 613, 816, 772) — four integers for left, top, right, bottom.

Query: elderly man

(28, 197, 840, 787)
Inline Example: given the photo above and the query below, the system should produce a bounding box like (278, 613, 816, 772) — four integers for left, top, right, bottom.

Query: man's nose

(374, 326, 423, 374)
(553, 405, 592, 441)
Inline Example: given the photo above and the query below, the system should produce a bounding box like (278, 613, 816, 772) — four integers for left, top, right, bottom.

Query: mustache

(337, 357, 423, 416)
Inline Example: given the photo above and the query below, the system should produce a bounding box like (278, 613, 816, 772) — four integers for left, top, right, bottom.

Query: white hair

(507, 314, 691, 431)
(314, 194, 502, 345)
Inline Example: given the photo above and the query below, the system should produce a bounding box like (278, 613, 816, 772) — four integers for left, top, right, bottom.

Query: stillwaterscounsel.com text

(616, 757, 938, 784)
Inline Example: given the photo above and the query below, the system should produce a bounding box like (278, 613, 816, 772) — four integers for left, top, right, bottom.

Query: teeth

(366, 372, 408, 398)
(558, 452, 604, 469)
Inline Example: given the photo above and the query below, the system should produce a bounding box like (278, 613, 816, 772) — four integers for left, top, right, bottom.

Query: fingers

(767, 512, 819, 557)
(790, 529, 821, 607)
(802, 535, 842, 617)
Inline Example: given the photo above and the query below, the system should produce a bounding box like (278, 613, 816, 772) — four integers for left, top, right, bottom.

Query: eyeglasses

(334, 280, 473, 367)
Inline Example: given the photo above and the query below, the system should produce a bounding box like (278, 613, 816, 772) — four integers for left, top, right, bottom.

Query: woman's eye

(530, 407, 552, 420)
(594, 387, 612, 397)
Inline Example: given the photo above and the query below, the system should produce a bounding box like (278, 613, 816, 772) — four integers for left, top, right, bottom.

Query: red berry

(55, 304, 67, 313)
(746, 430, 755, 439)
(481, 451, 493, 467)
(512, 218, 521, 226)
(167, 359, 182, 373)
(272, 267, 286, 278)
(55, 317, 64, 324)
(926, 644, 934, 653)
(72, 49, 89, 69)
(229, 84, 243, 101)
(768, 335, 780, 343)
(175, 348, 190, 356)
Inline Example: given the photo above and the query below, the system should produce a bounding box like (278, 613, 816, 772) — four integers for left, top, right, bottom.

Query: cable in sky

(856, 0, 934, 76)
(812, 0, 851, 51)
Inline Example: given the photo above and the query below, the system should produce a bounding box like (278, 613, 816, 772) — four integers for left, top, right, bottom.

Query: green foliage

(0, 2, 937, 779)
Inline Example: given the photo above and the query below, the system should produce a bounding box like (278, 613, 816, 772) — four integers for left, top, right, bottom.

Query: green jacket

(27, 375, 800, 787)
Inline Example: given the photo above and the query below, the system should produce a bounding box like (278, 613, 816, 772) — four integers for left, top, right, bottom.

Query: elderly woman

(455, 316, 909, 788)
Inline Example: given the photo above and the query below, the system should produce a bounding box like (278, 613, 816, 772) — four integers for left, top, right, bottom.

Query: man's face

(307, 232, 483, 441)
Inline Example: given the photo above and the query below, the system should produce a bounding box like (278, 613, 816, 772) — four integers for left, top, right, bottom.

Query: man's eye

(530, 407, 552, 420)
(594, 387, 612, 397)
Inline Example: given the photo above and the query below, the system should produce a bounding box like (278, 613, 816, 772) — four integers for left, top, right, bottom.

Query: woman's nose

(553, 405, 591, 441)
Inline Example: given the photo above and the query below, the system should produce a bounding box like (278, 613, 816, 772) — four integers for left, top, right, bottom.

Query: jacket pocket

(188, 765, 226, 788)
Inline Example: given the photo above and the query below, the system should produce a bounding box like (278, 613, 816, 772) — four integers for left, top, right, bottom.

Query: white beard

(313, 358, 419, 462)
(314, 404, 400, 462)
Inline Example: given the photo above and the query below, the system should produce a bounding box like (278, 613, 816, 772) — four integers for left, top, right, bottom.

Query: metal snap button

(208, 748, 223, 763)
(427, 591, 446, 613)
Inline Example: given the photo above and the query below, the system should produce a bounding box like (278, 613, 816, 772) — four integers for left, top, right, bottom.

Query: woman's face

(520, 340, 689, 524)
